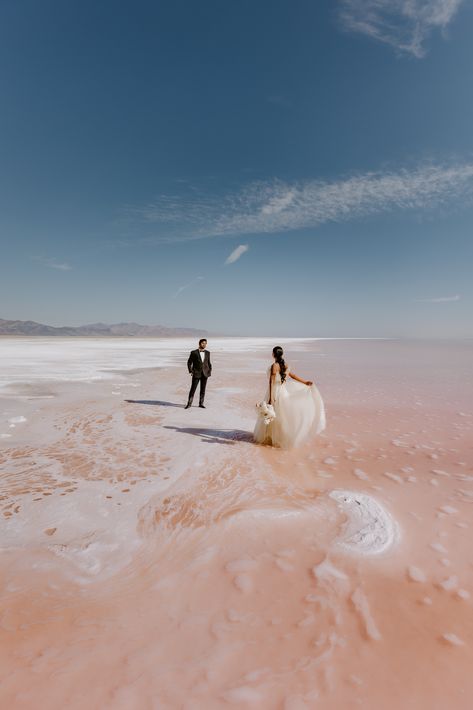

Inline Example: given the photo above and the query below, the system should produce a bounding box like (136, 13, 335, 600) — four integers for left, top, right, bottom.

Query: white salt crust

(329, 490, 399, 556)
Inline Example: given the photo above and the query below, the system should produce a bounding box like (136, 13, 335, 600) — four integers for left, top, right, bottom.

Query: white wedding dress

(254, 366, 326, 449)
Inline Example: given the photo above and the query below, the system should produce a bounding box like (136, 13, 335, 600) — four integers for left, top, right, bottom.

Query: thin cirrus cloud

(225, 244, 249, 265)
(133, 161, 473, 243)
(415, 294, 461, 302)
(32, 256, 72, 271)
(338, 0, 464, 58)
(173, 276, 204, 299)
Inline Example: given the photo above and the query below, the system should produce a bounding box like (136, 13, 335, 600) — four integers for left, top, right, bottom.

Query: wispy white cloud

(132, 161, 473, 243)
(173, 276, 204, 299)
(33, 256, 72, 271)
(415, 293, 461, 302)
(338, 0, 464, 58)
(225, 244, 249, 265)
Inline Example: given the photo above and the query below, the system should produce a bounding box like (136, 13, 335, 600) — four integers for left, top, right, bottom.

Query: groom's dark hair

(199, 338, 207, 346)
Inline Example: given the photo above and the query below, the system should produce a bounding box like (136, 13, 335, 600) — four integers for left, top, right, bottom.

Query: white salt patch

(275, 559, 294, 573)
(431, 469, 450, 477)
(227, 609, 241, 622)
(429, 479, 439, 487)
(438, 506, 459, 515)
(442, 633, 465, 647)
(226, 559, 258, 573)
(407, 476, 417, 483)
(457, 489, 473, 502)
(391, 439, 409, 448)
(278, 549, 296, 558)
(222, 686, 262, 703)
(351, 588, 382, 641)
(353, 468, 369, 480)
(438, 576, 458, 591)
(457, 589, 470, 600)
(430, 542, 448, 554)
(233, 574, 253, 593)
(383, 472, 403, 484)
(407, 566, 427, 583)
(440, 558, 451, 567)
(422, 597, 433, 605)
(305, 593, 326, 605)
(317, 471, 333, 479)
(243, 669, 269, 682)
(330, 490, 399, 556)
(401, 467, 415, 473)
(455, 522, 468, 529)
(297, 614, 315, 628)
(48, 539, 124, 580)
(312, 560, 348, 582)
(323, 457, 336, 465)
(8, 415, 27, 424)
(0, 433, 12, 439)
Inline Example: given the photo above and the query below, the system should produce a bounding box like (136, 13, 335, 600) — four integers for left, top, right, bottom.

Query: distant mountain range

(0, 319, 207, 337)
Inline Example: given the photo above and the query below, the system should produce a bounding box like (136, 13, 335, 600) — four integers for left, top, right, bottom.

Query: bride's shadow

(163, 425, 253, 445)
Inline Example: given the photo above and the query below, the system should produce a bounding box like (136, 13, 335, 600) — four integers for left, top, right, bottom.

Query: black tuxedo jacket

(187, 349, 212, 378)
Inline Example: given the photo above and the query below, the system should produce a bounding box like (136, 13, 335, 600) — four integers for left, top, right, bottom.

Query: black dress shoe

(185, 404, 191, 409)
(199, 404, 206, 408)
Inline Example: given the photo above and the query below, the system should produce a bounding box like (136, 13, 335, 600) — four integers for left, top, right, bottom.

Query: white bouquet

(256, 401, 276, 425)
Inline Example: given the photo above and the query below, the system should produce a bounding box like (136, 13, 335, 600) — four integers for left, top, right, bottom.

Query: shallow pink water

(1, 339, 472, 708)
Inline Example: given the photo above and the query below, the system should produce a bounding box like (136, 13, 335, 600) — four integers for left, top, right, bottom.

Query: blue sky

(1, 0, 472, 336)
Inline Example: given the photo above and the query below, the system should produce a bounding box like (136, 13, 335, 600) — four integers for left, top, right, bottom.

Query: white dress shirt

(199, 349, 205, 362)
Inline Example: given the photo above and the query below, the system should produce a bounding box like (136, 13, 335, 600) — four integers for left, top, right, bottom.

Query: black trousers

(187, 375, 208, 405)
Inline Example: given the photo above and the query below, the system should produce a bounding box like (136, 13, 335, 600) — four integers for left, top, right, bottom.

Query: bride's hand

(305, 380, 313, 386)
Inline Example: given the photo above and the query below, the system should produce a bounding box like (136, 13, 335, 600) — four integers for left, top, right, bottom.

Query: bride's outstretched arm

(289, 371, 313, 386)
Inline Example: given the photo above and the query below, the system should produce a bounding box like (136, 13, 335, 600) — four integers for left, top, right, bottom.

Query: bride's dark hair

(272, 346, 287, 383)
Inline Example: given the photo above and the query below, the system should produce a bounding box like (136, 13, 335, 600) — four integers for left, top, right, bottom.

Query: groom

(185, 338, 212, 409)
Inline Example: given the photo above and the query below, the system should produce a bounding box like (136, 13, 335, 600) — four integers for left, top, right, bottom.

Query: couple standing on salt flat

(185, 339, 326, 449)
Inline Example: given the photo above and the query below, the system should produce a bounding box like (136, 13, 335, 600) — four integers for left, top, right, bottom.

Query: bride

(254, 346, 326, 449)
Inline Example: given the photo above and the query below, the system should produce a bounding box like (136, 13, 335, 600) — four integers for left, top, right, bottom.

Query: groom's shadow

(124, 399, 184, 408)
(163, 425, 253, 446)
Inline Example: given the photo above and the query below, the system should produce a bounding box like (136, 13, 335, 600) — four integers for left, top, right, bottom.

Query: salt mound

(329, 490, 399, 556)
(441, 633, 465, 647)
(8, 415, 27, 424)
(407, 565, 427, 583)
